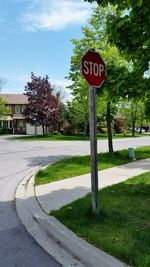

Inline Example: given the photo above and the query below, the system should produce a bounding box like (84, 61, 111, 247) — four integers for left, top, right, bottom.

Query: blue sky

(0, 0, 96, 95)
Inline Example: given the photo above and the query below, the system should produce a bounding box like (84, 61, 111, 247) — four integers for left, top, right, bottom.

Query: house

(0, 94, 43, 135)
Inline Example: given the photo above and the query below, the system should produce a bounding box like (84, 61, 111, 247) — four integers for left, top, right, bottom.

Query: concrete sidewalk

(36, 158, 150, 213)
(15, 158, 150, 267)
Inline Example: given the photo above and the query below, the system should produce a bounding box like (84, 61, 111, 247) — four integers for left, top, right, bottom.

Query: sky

(0, 0, 96, 96)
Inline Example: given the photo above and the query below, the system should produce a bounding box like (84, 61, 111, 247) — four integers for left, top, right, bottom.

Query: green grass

(14, 134, 90, 141)
(13, 133, 150, 141)
(51, 172, 150, 267)
(35, 146, 150, 186)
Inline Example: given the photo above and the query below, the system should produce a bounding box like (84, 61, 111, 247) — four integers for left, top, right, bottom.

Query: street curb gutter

(15, 171, 130, 267)
(15, 171, 84, 267)
(36, 215, 129, 267)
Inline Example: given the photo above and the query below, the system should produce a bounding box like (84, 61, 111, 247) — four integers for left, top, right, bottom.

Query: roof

(0, 94, 28, 104)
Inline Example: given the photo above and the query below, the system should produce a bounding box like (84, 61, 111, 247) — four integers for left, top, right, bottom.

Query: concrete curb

(15, 169, 130, 267)
(35, 215, 129, 267)
(15, 171, 84, 267)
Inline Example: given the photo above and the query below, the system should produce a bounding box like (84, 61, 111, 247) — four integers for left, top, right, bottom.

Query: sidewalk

(36, 158, 150, 213)
(15, 158, 150, 267)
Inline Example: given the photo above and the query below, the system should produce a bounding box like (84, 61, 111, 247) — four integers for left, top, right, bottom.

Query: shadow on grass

(34, 147, 150, 186)
(50, 174, 150, 267)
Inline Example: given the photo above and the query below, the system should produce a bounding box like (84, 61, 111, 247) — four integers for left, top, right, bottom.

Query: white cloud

(0, 19, 5, 25)
(1, 73, 73, 101)
(52, 79, 72, 88)
(3, 73, 30, 83)
(1, 72, 30, 93)
(21, 0, 95, 32)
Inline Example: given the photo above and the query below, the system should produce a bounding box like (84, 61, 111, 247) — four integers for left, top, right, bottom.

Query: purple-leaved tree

(23, 73, 60, 135)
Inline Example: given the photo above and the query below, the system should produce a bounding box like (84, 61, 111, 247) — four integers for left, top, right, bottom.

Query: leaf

(137, 0, 143, 7)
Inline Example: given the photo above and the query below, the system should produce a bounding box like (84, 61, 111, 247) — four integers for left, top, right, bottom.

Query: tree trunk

(132, 119, 136, 137)
(124, 127, 127, 137)
(57, 122, 61, 133)
(45, 127, 48, 135)
(34, 125, 37, 137)
(42, 125, 45, 136)
(140, 123, 143, 134)
(84, 121, 89, 136)
(131, 102, 137, 137)
(106, 101, 114, 153)
(139, 110, 143, 134)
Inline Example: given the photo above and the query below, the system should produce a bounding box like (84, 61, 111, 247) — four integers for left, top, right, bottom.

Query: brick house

(0, 94, 43, 135)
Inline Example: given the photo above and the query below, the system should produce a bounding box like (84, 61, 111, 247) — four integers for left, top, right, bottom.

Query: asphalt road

(0, 135, 150, 267)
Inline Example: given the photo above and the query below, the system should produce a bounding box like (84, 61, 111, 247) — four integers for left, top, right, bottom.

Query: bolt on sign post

(82, 50, 106, 214)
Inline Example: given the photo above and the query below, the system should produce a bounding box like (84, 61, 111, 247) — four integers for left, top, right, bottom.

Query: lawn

(51, 172, 150, 267)
(14, 134, 90, 141)
(13, 133, 149, 141)
(35, 146, 150, 186)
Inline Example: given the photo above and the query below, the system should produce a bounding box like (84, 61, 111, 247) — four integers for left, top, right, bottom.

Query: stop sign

(82, 50, 105, 87)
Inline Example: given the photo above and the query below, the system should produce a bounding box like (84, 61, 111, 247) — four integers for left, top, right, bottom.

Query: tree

(0, 98, 10, 118)
(50, 85, 67, 133)
(68, 6, 131, 152)
(65, 97, 89, 135)
(145, 98, 150, 121)
(85, 0, 150, 75)
(23, 73, 60, 135)
(52, 84, 70, 104)
(117, 98, 148, 136)
(0, 79, 11, 130)
(54, 94, 65, 134)
(135, 101, 146, 134)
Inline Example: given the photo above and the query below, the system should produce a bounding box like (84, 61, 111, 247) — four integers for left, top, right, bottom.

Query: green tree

(135, 101, 147, 134)
(145, 94, 150, 121)
(85, 0, 150, 75)
(68, 6, 131, 152)
(117, 99, 148, 136)
(64, 97, 89, 135)
(0, 98, 10, 117)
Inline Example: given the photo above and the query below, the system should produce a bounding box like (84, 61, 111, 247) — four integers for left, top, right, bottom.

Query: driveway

(0, 135, 149, 267)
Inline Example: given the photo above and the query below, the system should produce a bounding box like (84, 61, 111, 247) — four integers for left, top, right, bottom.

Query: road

(0, 135, 149, 267)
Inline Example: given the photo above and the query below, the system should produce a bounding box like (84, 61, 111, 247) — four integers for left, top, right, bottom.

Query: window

(15, 105, 20, 114)
(21, 105, 26, 113)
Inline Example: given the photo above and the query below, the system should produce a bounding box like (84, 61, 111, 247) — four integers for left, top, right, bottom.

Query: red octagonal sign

(82, 50, 105, 88)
